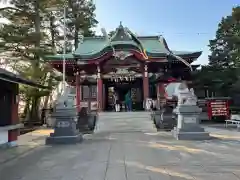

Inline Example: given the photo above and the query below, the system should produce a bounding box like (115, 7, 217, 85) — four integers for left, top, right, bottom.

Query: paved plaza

(1, 117, 240, 180)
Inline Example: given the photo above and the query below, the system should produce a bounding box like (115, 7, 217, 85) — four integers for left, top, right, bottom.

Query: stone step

(99, 114, 150, 118)
(98, 116, 150, 120)
(96, 111, 156, 133)
(98, 117, 150, 121)
(98, 112, 151, 118)
(98, 112, 151, 115)
(98, 112, 152, 125)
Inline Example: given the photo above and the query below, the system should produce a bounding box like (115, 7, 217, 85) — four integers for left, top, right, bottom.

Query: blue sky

(94, 0, 239, 65)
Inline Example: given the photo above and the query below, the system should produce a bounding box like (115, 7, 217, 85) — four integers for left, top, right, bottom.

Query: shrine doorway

(104, 78, 143, 111)
(115, 84, 130, 103)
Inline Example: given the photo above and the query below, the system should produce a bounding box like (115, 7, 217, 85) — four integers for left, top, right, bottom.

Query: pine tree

(0, 0, 62, 121)
(66, 0, 98, 49)
(204, 6, 240, 95)
(208, 6, 240, 68)
(0, 0, 98, 121)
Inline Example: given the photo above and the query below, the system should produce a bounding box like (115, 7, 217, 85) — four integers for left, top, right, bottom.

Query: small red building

(0, 68, 47, 147)
(45, 23, 202, 112)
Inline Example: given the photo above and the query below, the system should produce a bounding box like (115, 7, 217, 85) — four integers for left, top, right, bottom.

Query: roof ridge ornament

(101, 27, 116, 56)
(119, 21, 123, 29)
(113, 51, 132, 60)
(101, 28, 108, 37)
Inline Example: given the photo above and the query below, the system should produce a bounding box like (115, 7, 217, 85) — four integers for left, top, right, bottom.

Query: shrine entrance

(104, 78, 143, 111)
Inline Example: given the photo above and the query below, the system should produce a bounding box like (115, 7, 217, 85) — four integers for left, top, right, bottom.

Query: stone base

(88, 115, 97, 131)
(172, 127, 211, 140)
(7, 141, 18, 147)
(152, 111, 176, 131)
(0, 141, 18, 149)
(45, 134, 83, 145)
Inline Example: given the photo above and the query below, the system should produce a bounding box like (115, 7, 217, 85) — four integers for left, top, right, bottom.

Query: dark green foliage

(196, 6, 240, 96)
(0, 0, 98, 122)
(209, 6, 240, 68)
(66, 0, 98, 49)
(108, 30, 115, 37)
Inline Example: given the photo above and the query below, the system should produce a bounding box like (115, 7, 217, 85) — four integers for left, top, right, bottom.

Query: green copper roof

(45, 23, 202, 61)
(74, 37, 108, 56)
(171, 50, 202, 57)
(138, 36, 170, 56)
(73, 36, 170, 59)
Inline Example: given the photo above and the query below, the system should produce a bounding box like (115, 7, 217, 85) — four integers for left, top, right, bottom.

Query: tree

(204, 6, 240, 96)
(209, 6, 240, 68)
(66, 0, 98, 49)
(43, 0, 98, 52)
(0, 0, 98, 122)
(193, 66, 238, 96)
(0, 0, 62, 122)
(108, 30, 115, 37)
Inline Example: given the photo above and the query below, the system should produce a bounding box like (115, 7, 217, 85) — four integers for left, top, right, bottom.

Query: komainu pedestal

(172, 105, 210, 140)
(46, 107, 83, 145)
(171, 85, 210, 140)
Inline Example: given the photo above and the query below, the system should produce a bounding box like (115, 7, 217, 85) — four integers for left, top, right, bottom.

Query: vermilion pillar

(97, 66, 103, 111)
(76, 72, 81, 112)
(143, 64, 149, 108)
(8, 84, 19, 147)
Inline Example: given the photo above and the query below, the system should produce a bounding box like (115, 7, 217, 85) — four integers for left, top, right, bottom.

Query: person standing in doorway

(125, 91, 132, 111)
(113, 91, 120, 112)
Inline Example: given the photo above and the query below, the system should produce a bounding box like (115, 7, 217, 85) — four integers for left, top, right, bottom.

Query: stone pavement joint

(1, 119, 240, 179)
(103, 141, 112, 180)
(0, 129, 52, 165)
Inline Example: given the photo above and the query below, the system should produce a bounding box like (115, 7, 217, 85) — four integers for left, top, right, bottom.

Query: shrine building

(0, 68, 47, 147)
(45, 23, 202, 112)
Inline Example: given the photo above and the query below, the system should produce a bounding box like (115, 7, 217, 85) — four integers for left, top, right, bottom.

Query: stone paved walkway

(1, 118, 240, 180)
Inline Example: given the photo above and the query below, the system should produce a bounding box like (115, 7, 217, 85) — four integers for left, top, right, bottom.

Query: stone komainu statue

(153, 82, 198, 131)
(176, 87, 198, 106)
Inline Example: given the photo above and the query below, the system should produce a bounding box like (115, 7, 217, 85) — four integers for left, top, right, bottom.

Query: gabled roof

(45, 22, 202, 61)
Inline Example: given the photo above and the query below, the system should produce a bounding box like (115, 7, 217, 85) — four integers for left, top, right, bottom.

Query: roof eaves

(174, 51, 202, 58)
(0, 69, 49, 89)
(137, 36, 159, 40)
(44, 54, 75, 61)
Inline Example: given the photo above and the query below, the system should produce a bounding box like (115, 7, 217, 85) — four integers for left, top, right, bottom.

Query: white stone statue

(184, 88, 198, 106)
(174, 82, 189, 106)
(173, 82, 197, 106)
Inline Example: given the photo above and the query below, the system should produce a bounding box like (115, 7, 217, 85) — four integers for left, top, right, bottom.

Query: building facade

(46, 23, 201, 112)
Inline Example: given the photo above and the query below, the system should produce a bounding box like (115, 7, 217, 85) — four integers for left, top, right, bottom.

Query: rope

(125, 28, 149, 59)
(159, 36, 192, 71)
